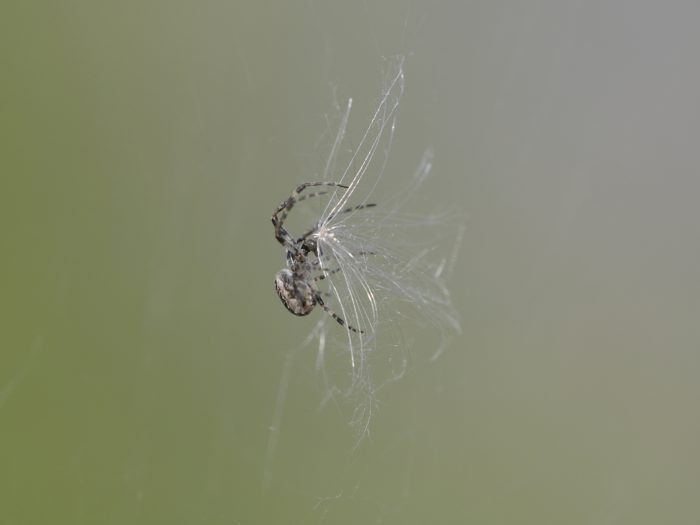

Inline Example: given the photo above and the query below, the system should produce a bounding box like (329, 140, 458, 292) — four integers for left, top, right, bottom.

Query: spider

(272, 181, 375, 334)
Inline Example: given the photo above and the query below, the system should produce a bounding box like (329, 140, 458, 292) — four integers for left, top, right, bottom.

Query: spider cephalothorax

(271, 181, 366, 333)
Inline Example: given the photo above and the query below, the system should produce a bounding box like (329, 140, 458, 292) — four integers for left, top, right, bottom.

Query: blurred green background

(2, 1, 699, 523)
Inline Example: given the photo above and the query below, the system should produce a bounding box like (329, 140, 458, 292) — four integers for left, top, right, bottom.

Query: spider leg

(325, 202, 377, 223)
(313, 267, 341, 281)
(295, 202, 377, 244)
(272, 182, 348, 247)
(311, 251, 375, 263)
(314, 292, 364, 334)
(309, 248, 374, 284)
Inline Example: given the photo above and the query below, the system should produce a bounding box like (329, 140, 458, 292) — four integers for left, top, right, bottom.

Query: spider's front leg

(271, 182, 348, 247)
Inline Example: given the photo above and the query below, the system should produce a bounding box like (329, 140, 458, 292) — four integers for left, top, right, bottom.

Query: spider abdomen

(274, 268, 315, 316)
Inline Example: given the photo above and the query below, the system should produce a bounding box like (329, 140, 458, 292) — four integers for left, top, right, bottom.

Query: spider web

(308, 55, 463, 439)
(264, 56, 463, 485)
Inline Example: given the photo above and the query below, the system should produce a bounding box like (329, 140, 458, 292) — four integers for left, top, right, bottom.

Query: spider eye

(274, 269, 315, 317)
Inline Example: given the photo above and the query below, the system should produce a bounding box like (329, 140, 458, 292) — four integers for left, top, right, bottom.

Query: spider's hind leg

(314, 293, 364, 334)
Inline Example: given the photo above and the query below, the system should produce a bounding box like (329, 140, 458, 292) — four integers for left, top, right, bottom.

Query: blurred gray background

(2, 1, 699, 523)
